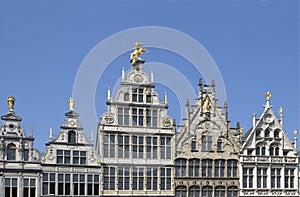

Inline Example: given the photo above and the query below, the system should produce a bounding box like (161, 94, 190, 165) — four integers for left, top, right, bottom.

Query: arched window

(265, 129, 270, 137)
(175, 159, 187, 177)
(202, 159, 213, 177)
(7, 143, 16, 160)
(175, 186, 187, 197)
(227, 186, 238, 197)
(215, 186, 225, 197)
(202, 186, 212, 197)
(256, 129, 261, 137)
(188, 159, 200, 177)
(124, 93, 129, 101)
(68, 130, 76, 143)
(270, 144, 280, 156)
(188, 186, 200, 197)
(274, 129, 280, 138)
(261, 147, 266, 156)
(256, 146, 260, 155)
(256, 144, 266, 156)
(217, 140, 222, 151)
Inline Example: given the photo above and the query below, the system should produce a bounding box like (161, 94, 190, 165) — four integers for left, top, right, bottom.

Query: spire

(91, 130, 94, 144)
(151, 70, 154, 83)
(223, 101, 228, 120)
(264, 91, 272, 108)
(107, 87, 111, 100)
(164, 92, 168, 105)
(211, 79, 215, 94)
(121, 67, 125, 80)
(49, 126, 53, 141)
(198, 78, 203, 98)
(7, 96, 15, 112)
(293, 129, 298, 149)
(252, 113, 256, 127)
(279, 106, 283, 126)
(30, 126, 33, 137)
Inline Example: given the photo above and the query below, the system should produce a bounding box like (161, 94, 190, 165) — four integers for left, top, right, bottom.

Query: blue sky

(0, 0, 299, 151)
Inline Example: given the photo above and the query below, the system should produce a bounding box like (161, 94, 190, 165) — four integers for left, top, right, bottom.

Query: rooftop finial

(130, 42, 148, 66)
(49, 126, 53, 141)
(279, 106, 283, 126)
(68, 97, 74, 112)
(7, 96, 15, 112)
(107, 87, 111, 100)
(264, 91, 272, 107)
(164, 92, 168, 105)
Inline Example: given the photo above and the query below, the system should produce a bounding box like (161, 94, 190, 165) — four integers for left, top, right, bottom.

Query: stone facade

(0, 47, 299, 197)
(174, 81, 240, 197)
(240, 95, 299, 197)
(96, 60, 176, 196)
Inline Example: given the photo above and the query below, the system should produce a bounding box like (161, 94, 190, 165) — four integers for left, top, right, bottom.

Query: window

(68, 130, 76, 143)
(132, 167, 144, 190)
(285, 168, 295, 188)
(118, 167, 130, 190)
(58, 174, 71, 195)
(201, 135, 212, 151)
(124, 93, 129, 101)
(215, 186, 225, 197)
(256, 144, 266, 156)
(227, 160, 238, 177)
(271, 168, 281, 188)
(132, 136, 144, 158)
(160, 168, 171, 190)
(189, 186, 200, 197)
(42, 173, 55, 195)
(217, 140, 222, 151)
(146, 94, 151, 103)
(24, 149, 29, 161)
(146, 167, 158, 190)
(118, 107, 129, 126)
(132, 88, 143, 102)
(5, 178, 17, 197)
(214, 159, 225, 177)
(160, 136, 171, 159)
(270, 144, 279, 156)
(56, 150, 70, 164)
(73, 174, 85, 195)
(132, 108, 144, 126)
(265, 128, 270, 137)
(73, 151, 86, 164)
(23, 178, 36, 197)
(103, 134, 115, 158)
(175, 159, 187, 177)
(103, 167, 115, 190)
(243, 168, 253, 188)
(274, 129, 280, 138)
(87, 175, 100, 195)
(227, 186, 238, 197)
(202, 186, 212, 197)
(118, 135, 129, 158)
(7, 143, 16, 160)
(256, 129, 261, 137)
(188, 159, 200, 177)
(191, 140, 197, 151)
(257, 168, 267, 188)
(202, 159, 212, 177)
(146, 137, 157, 159)
(175, 186, 187, 197)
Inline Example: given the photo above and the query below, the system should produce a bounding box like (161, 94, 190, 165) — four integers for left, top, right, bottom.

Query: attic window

(68, 130, 76, 143)
(265, 129, 270, 137)
(7, 143, 16, 160)
(8, 124, 14, 129)
(274, 129, 280, 138)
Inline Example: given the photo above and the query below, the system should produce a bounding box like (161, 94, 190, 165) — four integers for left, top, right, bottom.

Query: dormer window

(191, 139, 197, 151)
(265, 129, 270, 137)
(217, 140, 222, 152)
(7, 143, 16, 160)
(274, 129, 280, 138)
(124, 93, 129, 101)
(68, 130, 76, 143)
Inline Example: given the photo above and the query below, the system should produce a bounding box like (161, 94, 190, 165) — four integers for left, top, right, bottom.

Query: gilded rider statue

(130, 42, 148, 66)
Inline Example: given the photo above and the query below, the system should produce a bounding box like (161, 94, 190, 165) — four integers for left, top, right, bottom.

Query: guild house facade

(0, 43, 299, 197)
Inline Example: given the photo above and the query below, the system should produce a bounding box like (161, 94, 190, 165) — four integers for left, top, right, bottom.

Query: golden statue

(130, 42, 148, 66)
(68, 97, 74, 111)
(7, 96, 15, 112)
(279, 106, 283, 116)
(203, 96, 211, 113)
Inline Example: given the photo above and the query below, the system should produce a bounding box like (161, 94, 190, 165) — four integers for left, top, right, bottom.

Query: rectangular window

(73, 174, 85, 195)
(285, 168, 295, 188)
(202, 135, 212, 151)
(5, 178, 18, 197)
(257, 168, 267, 188)
(243, 168, 253, 188)
(217, 140, 222, 151)
(24, 149, 29, 161)
(118, 135, 124, 158)
(152, 110, 158, 127)
(23, 178, 36, 197)
(160, 168, 171, 190)
(214, 160, 225, 177)
(146, 168, 158, 190)
(104, 167, 115, 190)
(42, 173, 55, 195)
(118, 167, 130, 190)
(56, 150, 70, 164)
(118, 107, 129, 126)
(271, 168, 281, 188)
(132, 167, 144, 190)
(132, 108, 144, 126)
(188, 159, 199, 177)
(160, 136, 171, 159)
(227, 160, 238, 177)
(72, 150, 86, 164)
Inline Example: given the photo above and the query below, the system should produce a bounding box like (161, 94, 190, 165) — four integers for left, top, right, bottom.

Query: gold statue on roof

(68, 97, 74, 111)
(203, 96, 211, 113)
(7, 96, 15, 112)
(130, 42, 148, 66)
(264, 91, 272, 99)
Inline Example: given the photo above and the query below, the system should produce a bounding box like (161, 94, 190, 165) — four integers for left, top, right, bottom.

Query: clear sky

(0, 0, 299, 152)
